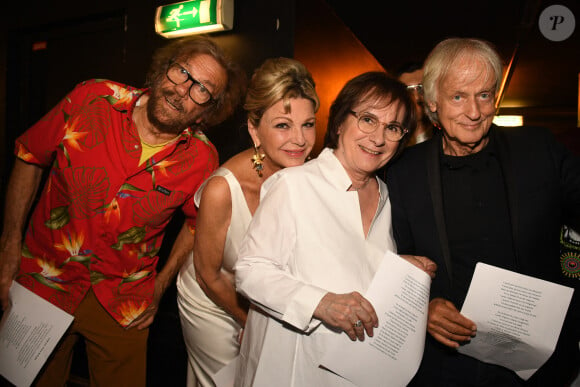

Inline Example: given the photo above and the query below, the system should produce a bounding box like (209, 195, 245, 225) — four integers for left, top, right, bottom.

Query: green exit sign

(155, 0, 234, 38)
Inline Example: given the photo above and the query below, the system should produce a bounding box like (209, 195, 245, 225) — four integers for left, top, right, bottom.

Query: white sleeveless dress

(176, 167, 252, 387)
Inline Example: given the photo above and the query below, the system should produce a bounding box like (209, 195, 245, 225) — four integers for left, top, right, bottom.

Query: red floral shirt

(15, 79, 218, 326)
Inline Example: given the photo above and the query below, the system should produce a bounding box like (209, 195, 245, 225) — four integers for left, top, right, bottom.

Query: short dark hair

(146, 35, 247, 127)
(323, 72, 416, 159)
(395, 61, 423, 78)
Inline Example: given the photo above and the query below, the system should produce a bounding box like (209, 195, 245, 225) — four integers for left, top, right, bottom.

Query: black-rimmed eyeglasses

(350, 111, 408, 142)
(166, 62, 215, 105)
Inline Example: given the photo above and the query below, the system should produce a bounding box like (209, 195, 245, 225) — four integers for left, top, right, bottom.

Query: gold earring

(251, 144, 265, 177)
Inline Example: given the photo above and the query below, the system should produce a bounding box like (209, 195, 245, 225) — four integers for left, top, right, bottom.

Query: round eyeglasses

(166, 62, 215, 105)
(350, 111, 408, 142)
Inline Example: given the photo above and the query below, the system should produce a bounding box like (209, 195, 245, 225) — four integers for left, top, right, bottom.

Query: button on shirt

(15, 79, 218, 326)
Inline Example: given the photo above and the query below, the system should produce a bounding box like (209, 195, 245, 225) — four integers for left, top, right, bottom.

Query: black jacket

(386, 125, 580, 386)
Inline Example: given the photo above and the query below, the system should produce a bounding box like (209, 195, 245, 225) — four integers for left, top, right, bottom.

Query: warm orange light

(493, 115, 523, 127)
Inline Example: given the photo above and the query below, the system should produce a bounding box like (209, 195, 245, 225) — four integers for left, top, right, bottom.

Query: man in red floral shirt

(0, 36, 246, 385)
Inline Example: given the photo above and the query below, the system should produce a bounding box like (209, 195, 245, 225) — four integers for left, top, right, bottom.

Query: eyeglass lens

(166, 63, 213, 104)
(355, 113, 406, 141)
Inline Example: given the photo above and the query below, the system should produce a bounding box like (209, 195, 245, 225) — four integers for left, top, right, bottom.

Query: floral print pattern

(15, 79, 218, 326)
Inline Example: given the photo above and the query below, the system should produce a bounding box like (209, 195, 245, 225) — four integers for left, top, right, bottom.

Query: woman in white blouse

(176, 58, 319, 386)
(234, 72, 436, 386)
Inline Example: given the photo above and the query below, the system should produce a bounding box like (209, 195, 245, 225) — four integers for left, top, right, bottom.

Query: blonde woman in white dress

(176, 57, 320, 387)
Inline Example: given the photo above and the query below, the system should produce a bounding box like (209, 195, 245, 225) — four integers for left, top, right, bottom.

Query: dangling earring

(251, 144, 265, 177)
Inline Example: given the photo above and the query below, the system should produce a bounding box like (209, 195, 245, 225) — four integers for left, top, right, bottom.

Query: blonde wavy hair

(244, 58, 319, 128)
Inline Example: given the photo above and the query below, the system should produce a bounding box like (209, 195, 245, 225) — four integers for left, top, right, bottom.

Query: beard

(146, 87, 202, 135)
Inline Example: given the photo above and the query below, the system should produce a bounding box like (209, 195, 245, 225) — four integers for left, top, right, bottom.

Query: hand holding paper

(320, 251, 432, 387)
(400, 254, 437, 279)
(458, 263, 574, 380)
(0, 282, 74, 387)
(427, 297, 477, 348)
(314, 291, 379, 342)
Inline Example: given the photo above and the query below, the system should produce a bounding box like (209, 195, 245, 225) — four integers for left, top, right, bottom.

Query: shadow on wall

(294, 0, 386, 157)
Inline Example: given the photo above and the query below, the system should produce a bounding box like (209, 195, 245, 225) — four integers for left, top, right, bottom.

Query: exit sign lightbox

(155, 0, 234, 38)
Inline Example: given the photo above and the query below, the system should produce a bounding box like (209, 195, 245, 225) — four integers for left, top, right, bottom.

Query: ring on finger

(354, 320, 363, 328)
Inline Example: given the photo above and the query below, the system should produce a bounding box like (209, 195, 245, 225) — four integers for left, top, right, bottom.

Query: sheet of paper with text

(458, 262, 573, 380)
(0, 282, 74, 387)
(320, 250, 431, 387)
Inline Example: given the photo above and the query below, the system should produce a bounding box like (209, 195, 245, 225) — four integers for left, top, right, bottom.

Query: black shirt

(440, 136, 518, 308)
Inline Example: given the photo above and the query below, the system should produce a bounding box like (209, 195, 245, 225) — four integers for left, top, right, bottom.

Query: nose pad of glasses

(173, 81, 192, 99)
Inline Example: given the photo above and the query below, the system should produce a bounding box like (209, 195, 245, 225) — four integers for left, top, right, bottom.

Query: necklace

(348, 178, 372, 192)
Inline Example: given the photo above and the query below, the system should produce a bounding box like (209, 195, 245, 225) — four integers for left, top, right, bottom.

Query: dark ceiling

(323, 0, 579, 118)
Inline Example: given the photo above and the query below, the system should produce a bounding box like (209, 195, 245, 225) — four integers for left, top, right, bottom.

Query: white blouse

(234, 148, 396, 386)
